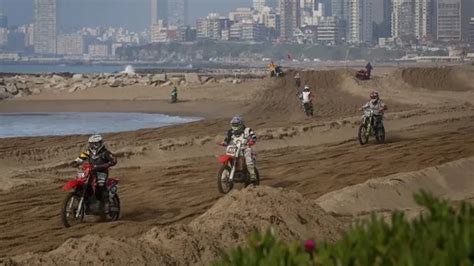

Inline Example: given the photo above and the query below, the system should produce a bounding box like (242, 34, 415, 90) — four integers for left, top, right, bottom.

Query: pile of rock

(0, 71, 258, 100)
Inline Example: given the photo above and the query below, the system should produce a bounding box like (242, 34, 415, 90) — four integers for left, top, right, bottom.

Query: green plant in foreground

(214, 191, 474, 266)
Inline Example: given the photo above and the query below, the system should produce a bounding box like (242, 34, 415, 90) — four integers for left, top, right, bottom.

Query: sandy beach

(1, 65, 474, 264)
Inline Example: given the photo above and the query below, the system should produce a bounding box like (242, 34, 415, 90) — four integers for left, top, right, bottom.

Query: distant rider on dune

(365, 62, 373, 79)
(294, 72, 301, 88)
(299, 85, 314, 104)
(222, 116, 258, 185)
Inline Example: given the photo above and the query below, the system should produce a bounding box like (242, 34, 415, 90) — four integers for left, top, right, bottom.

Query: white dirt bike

(358, 109, 386, 145)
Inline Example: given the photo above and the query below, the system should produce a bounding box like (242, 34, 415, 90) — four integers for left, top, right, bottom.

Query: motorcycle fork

(75, 179, 90, 218)
(75, 192, 86, 219)
(228, 147, 241, 182)
(367, 117, 373, 136)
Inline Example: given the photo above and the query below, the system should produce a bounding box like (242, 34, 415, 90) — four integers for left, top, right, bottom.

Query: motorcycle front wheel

(358, 124, 370, 145)
(61, 192, 84, 228)
(217, 165, 234, 194)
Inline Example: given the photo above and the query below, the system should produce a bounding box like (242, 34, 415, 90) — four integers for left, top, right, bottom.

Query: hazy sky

(0, 0, 251, 31)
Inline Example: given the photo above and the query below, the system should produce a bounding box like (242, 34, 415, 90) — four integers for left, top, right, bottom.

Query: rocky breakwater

(0, 72, 255, 100)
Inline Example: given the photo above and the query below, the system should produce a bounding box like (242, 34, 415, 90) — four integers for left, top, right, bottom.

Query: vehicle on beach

(355, 69, 370, 80)
(217, 134, 260, 194)
(61, 162, 120, 227)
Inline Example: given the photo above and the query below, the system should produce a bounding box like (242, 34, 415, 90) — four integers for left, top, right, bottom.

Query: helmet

(88, 134, 104, 155)
(230, 116, 244, 133)
(369, 91, 379, 100)
(303, 85, 310, 91)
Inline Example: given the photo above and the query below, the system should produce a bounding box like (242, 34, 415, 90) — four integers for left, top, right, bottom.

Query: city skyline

(0, 0, 473, 56)
(0, 0, 250, 31)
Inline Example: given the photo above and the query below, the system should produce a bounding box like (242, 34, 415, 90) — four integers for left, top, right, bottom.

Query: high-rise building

(382, 0, 392, 30)
(392, 0, 415, 39)
(301, 0, 325, 26)
(346, 0, 372, 44)
(316, 16, 344, 44)
(34, 0, 57, 55)
(0, 11, 7, 28)
(280, 0, 301, 42)
(437, 0, 462, 42)
(57, 34, 85, 55)
(0, 28, 7, 46)
(461, 0, 474, 42)
(331, 0, 348, 19)
(242, 20, 264, 41)
(88, 44, 109, 57)
(25, 24, 35, 47)
(469, 17, 474, 44)
(151, 0, 168, 26)
(168, 0, 188, 27)
(196, 13, 230, 40)
(229, 8, 255, 23)
(319, 0, 332, 16)
(391, 0, 436, 42)
(151, 20, 168, 42)
(414, 0, 436, 41)
(151, 0, 187, 28)
(254, 0, 267, 12)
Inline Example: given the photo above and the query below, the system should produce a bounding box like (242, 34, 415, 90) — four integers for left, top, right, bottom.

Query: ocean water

(0, 64, 194, 74)
(0, 64, 125, 74)
(0, 112, 200, 138)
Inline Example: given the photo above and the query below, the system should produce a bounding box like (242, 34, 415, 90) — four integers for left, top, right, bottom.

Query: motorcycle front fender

(63, 178, 86, 191)
(218, 155, 232, 165)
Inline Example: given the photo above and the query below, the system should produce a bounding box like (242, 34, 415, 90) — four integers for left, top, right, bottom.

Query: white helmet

(88, 134, 104, 154)
(303, 85, 310, 91)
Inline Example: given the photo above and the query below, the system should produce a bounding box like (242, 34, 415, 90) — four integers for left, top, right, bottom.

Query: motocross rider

(360, 91, 387, 126)
(72, 134, 117, 212)
(294, 72, 301, 88)
(222, 116, 258, 185)
(171, 87, 178, 102)
(299, 85, 314, 104)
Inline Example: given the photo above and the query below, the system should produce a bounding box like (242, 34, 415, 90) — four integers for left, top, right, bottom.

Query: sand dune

(317, 157, 474, 220)
(4, 186, 343, 265)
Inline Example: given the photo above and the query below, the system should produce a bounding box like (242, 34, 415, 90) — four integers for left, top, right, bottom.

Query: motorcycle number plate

(226, 146, 237, 156)
(76, 171, 85, 179)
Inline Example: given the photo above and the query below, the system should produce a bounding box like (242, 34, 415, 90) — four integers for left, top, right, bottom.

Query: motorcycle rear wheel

(217, 166, 234, 194)
(107, 194, 121, 221)
(375, 126, 386, 143)
(61, 192, 84, 228)
(358, 124, 370, 145)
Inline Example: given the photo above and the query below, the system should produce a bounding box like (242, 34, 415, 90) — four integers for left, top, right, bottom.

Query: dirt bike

(170, 93, 177, 103)
(61, 162, 120, 227)
(217, 135, 260, 194)
(355, 69, 370, 80)
(358, 109, 385, 145)
(270, 66, 284, 77)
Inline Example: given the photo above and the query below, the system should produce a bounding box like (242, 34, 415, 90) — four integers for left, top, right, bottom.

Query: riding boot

(247, 165, 257, 185)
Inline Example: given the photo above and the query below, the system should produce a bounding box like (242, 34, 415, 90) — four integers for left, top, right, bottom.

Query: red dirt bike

(355, 69, 370, 80)
(217, 134, 260, 194)
(61, 162, 120, 227)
